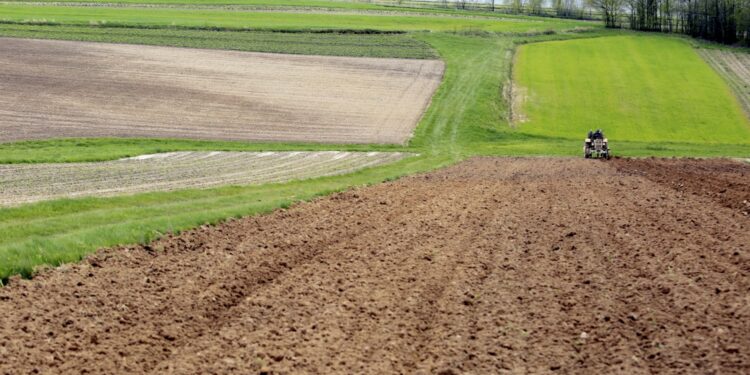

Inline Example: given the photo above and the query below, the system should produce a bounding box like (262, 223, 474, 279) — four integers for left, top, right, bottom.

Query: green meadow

(0, 4, 589, 33)
(2, 0, 401, 10)
(514, 35, 750, 144)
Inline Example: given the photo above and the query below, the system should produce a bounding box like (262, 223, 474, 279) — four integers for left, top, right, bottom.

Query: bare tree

(589, 0, 626, 27)
(528, 0, 545, 14)
(595, 0, 749, 45)
(510, 0, 525, 13)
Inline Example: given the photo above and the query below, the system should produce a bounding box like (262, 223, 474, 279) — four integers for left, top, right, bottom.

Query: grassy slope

(514, 35, 750, 144)
(0, 4, 588, 32)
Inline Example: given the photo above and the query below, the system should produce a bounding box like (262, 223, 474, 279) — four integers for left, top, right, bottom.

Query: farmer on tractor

(584, 129, 611, 159)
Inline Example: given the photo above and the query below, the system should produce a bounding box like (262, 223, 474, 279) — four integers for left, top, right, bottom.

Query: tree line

(368, 0, 749, 45)
(590, 0, 750, 45)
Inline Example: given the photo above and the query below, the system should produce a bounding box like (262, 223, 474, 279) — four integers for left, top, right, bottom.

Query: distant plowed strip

(0, 151, 409, 205)
(699, 49, 750, 115)
(0, 38, 444, 144)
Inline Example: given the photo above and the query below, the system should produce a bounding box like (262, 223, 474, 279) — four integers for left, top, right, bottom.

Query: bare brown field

(0, 38, 443, 144)
(1, 158, 748, 374)
(0, 151, 408, 206)
(700, 49, 750, 116)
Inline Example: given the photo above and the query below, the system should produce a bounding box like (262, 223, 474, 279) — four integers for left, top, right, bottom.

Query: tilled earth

(1, 157, 748, 374)
(0, 38, 443, 144)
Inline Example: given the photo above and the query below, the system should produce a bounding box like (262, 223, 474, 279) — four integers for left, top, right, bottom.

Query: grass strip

(0, 23, 438, 58)
(0, 4, 592, 33)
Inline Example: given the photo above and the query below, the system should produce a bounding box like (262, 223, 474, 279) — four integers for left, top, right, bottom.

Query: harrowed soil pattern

(0, 38, 444, 145)
(0, 157, 748, 374)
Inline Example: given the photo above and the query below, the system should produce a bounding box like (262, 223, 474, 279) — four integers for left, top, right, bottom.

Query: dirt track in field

(0, 38, 443, 144)
(1, 157, 749, 374)
(0, 151, 408, 206)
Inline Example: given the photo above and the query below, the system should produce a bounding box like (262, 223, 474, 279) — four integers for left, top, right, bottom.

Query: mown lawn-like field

(514, 35, 750, 144)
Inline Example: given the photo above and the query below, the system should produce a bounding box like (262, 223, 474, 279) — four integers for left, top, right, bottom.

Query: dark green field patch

(0, 23, 438, 58)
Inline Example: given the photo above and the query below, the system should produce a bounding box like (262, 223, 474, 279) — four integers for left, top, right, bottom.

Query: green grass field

(0, 4, 590, 33)
(0, 5, 749, 281)
(2, 0, 401, 10)
(0, 0, 585, 21)
(514, 35, 750, 144)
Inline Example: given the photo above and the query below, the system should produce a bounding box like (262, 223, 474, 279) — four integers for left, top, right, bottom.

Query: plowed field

(1, 158, 748, 374)
(699, 49, 750, 115)
(0, 38, 444, 144)
(0, 151, 408, 206)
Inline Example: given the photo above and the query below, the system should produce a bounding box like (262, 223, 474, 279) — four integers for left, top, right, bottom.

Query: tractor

(584, 129, 611, 159)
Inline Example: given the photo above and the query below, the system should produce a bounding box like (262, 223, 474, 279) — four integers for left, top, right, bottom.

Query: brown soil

(0, 38, 443, 145)
(612, 157, 750, 215)
(1, 157, 748, 374)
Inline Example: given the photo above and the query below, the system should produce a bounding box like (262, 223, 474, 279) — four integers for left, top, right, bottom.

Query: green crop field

(2, 0, 397, 9)
(0, 1, 749, 281)
(0, 4, 590, 33)
(0, 23, 439, 58)
(514, 35, 750, 144)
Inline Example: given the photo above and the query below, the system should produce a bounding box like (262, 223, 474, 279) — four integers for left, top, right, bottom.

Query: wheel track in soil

(0, 157, 748, 374)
